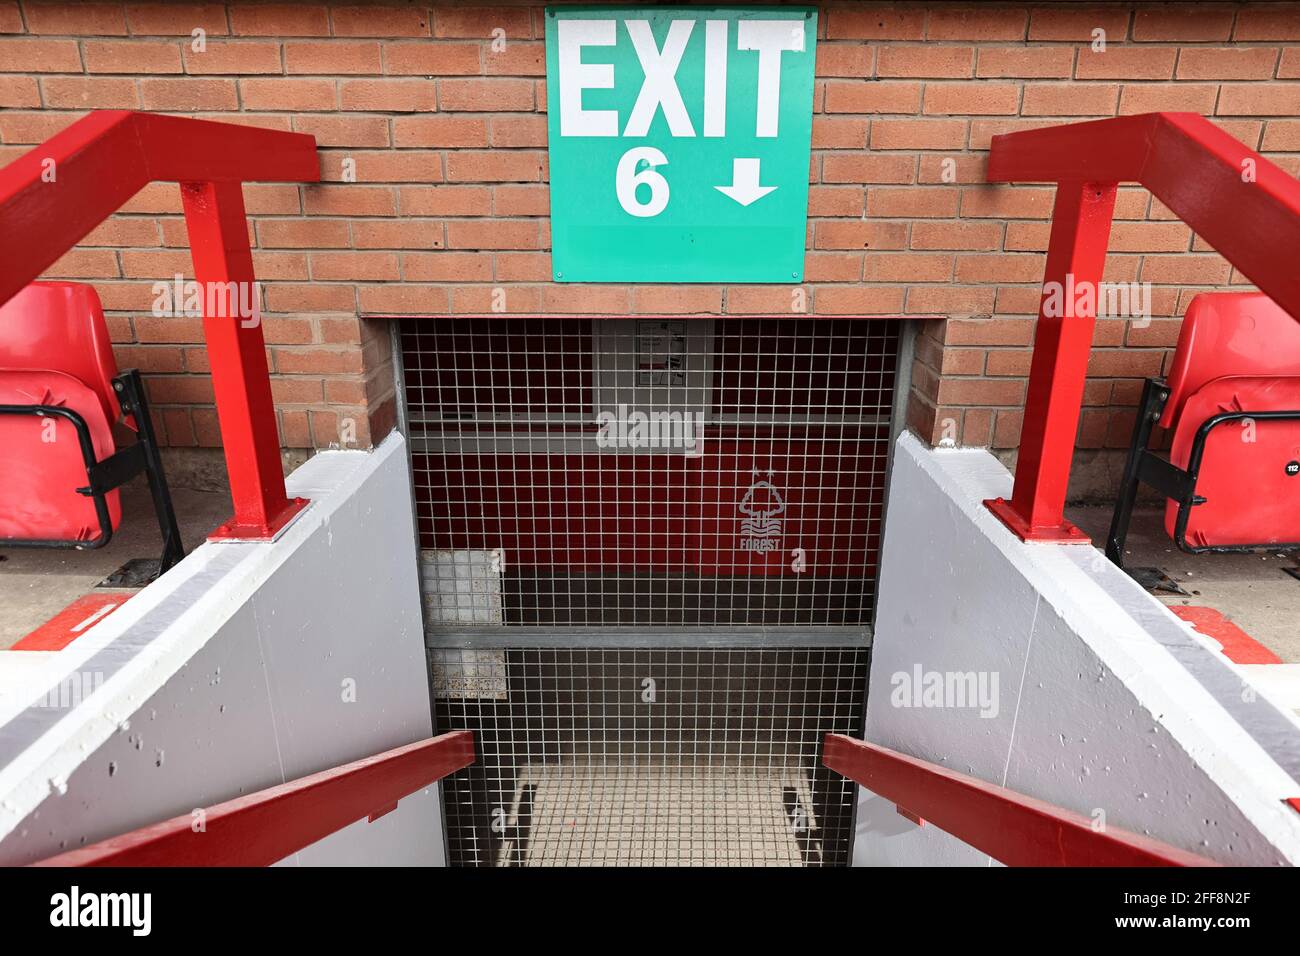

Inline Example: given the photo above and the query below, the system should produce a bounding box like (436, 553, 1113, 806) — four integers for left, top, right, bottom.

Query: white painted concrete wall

(0, 434, 443, 866)
(856, 433, 1300, 866)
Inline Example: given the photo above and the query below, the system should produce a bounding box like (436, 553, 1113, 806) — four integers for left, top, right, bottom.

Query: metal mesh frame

(432, 646, 869, 867)
(401, 317, 899, 630)
(396, 316, 901, 867)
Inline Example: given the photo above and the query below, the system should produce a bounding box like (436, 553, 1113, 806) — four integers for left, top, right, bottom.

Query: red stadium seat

(1107, 293, 1300, 573)
(0, 282, 182, 577)
(0, 368, 121, 541)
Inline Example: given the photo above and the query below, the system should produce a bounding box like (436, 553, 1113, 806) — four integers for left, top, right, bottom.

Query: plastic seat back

(0, 369, 122, 540)
(1161, 292, 1300, 429)
(1165, 375, 1300, 547)
(0, 281, 121, 424)
(1161, 292, 1300, 546)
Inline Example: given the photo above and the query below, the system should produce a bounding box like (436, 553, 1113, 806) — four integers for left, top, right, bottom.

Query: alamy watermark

(35, 671, 105, 710)
(1042, 275, 1152, 324)
(50, 886, 151, 936)
(594, 403, 703, 456)
(890, 665, 1000, 719)
(151, 275, 261, 327)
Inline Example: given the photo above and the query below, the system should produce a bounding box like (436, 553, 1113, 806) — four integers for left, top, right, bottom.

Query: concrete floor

(1066, 503, 1300, 663)
(0, 482, 233, 649)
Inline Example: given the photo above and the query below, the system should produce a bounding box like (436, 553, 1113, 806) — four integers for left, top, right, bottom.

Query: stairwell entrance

(395, 316, 910, 866)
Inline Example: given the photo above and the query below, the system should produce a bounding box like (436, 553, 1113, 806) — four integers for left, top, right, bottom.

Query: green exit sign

(544, 6, 818, 283)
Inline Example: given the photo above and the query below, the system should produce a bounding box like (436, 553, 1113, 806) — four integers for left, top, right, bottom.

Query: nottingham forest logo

(738, 470, 785, 553)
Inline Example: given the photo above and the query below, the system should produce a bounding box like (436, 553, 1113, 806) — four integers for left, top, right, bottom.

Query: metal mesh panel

(398, 317, 897, 866)
(401, 317, 898, 628)
(432, 647, 869, 867)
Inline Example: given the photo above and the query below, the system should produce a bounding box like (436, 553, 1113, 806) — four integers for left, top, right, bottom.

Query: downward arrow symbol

(715, 158, 778, 207)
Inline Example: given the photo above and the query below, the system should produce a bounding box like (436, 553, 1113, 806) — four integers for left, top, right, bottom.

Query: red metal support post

(985, 182, 1117, 541)
(983, 113, 1300, 544)
(0, 111, 319, 542)
(823, 734, 1218, 867)
(181, 180, 307, 539)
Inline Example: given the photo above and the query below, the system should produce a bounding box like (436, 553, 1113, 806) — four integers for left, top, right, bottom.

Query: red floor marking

(1287, 798, 1300, 816)
(1170, 606, 1283, 665)
(8, 593, 129, 652)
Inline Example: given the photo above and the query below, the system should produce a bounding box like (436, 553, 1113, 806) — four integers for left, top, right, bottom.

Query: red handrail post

(180, 180, 307, 540)
(985, 181, 1117, 542)
(0, 111, 320, 543)
(980, 113, 1300, 543)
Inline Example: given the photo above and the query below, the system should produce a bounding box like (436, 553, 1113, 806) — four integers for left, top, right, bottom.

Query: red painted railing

(824, 734, 1218, 866)
(31, 731, 474, 867)
(0, 110, 320, 540)
(982, 112, 1300, 542)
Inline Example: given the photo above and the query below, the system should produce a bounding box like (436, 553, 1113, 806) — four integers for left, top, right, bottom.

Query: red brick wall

(2, 1, 1298, 490)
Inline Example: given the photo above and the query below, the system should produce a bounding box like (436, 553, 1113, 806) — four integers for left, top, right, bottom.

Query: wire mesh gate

(398, 317, 901, 866)
(431, 646, 868, 866)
